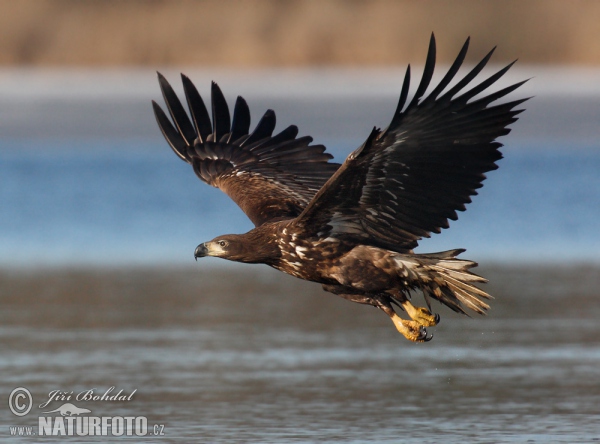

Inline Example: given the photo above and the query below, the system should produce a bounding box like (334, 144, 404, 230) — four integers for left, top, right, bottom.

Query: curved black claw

(418, 326, 433, 342)
(434, 313, 440, 324)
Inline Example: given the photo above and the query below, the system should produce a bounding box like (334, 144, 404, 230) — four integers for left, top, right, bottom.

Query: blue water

(1, 137, 599, 267)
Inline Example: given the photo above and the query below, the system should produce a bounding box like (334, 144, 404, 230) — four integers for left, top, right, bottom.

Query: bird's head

(194, 233, 263, 263)
(194, 227, 281, 264)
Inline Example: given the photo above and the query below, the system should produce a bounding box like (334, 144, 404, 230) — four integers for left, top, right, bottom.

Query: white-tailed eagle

(152, 35, 527, 342)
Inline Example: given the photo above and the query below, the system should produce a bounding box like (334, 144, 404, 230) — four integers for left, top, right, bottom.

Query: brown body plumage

(153, 35, 528, 341)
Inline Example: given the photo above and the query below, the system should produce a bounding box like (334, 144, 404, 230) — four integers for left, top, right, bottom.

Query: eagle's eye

(217, 240, 228, 248)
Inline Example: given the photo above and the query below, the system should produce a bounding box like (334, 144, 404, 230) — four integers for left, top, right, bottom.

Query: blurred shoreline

(1, 263, 599, 336)
(2, 263, 599, 309)
(2, 65, 600, 100)
(1, 65, 599, 147)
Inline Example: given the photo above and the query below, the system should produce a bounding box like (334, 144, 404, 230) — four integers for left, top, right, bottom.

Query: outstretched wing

(295, 34, 529, 252)
(152, 74, 340, 227)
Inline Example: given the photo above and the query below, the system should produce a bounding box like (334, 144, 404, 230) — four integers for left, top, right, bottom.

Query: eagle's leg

(378, 302, 432, 342)
(400, 300, 440, 327)
(322, 285, 431, 342)
(385, 289, 439, 327)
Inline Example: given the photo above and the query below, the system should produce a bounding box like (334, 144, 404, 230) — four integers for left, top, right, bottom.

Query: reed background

(1, 0, 599, 67)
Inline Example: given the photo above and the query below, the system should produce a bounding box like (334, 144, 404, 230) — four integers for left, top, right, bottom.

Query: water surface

(1, 266, 599, 442)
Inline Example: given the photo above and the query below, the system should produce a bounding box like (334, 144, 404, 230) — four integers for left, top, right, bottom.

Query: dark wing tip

(181, 73, 212, 142)
(229, 95, 251, 143)
(156, 73, 197, 146)
(406, 34, 437, 110)
(211, 81, 231, 140)
(242, 109, 276, 146)
(152, 100, 189, 162)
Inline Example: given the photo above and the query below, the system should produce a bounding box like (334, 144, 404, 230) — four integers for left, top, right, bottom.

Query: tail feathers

(400, 249, 492, 316)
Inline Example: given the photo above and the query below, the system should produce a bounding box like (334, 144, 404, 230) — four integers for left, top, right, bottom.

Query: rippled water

(1, 267, 599, 442)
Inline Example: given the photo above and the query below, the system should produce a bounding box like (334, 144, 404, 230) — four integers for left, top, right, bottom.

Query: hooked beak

(194, 243, 208, 261)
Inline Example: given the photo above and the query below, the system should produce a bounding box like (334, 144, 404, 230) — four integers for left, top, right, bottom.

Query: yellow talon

(389, 313, 431, 342)
(401, 300, 440, 327)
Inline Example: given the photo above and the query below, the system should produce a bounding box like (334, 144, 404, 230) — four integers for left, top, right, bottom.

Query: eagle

(152, 35, 527, 342)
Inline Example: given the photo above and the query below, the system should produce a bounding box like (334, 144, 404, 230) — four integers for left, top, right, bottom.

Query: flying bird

(152, 35, 527, 342)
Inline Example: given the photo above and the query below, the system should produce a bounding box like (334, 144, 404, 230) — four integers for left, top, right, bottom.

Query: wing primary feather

(438, 46, 496, 102)
(464, 81, 531, 110)
(397, 65, 411, 114)
(211, 82, 231, 141)
(229, 96, 251, 143)
(181, 74, 212, 143)
(250, 125, 300, 153)
(406, 33, 436, 110)
(242, 109, 276, 146)
(453, 60, 518, 105)
(152, 101, 189, 162)
(425, 36, 470, 102)
(157, 72, 197, 146)
(271, 124, 299, 144)
(387, 65, 411, 130)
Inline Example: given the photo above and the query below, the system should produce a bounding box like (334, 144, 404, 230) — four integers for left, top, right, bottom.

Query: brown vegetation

(0, 0, 598, 67)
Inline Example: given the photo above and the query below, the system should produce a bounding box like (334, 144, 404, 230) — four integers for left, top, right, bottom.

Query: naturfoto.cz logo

(8, 387, 165, 437)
